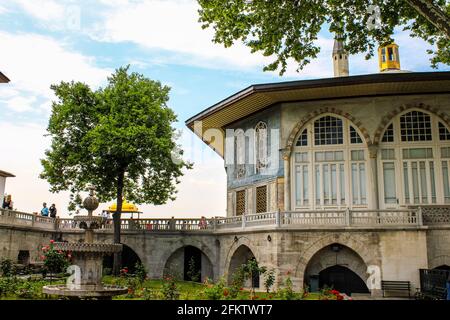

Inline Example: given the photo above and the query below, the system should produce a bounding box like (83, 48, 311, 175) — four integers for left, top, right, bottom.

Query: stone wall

(0, 223, 447, 296)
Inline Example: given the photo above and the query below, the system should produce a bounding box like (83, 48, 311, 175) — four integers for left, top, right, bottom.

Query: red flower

(337, 295, 344, 301)
(40, 255, 45, 260)
(223, 289, 229, 297)
(50, 240, 55, 244)
(330, 289, 340, 295)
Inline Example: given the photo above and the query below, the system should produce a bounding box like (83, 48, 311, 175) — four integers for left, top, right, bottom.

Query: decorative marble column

(368, 143, 380, 210)
(283, 150, 291, 211)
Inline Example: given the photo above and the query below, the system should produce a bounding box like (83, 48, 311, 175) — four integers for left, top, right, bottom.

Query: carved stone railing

(1, 206, 450, 233)
(421, 206, 450, 225)
(0, 209, 55, 230)
(282, 211, 346, 226)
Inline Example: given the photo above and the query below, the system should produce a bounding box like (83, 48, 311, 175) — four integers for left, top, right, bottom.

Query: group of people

(40, 202, 58, 218)
(2, 194, 13, 210)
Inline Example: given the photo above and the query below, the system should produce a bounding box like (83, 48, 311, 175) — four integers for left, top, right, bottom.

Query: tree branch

(405, 0, 450, 38)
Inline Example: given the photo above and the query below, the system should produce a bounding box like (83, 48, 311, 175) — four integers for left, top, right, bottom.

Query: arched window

(255, 121, 268, 173)
(235, 129, 246, 179)
(293, 115, 367, 209)
(379, 109, 450, 208)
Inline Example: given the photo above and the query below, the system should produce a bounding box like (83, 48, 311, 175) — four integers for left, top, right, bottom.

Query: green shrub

(264, 269, 275, 293)
(186, 257, 200, 282)
(134, 262, 147, 284)
(42, 240, 69, 275)
(1, 259, 14, 277)
(277, 275, 298, 300)
(161, 275, 179, 300)
(202, 278, 225, 300)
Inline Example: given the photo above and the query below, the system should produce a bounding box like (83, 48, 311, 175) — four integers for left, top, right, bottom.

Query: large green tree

(40, 66, 191, 274)
(198, 0, 450, 75)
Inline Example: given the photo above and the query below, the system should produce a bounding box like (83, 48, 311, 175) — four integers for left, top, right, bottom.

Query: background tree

(198, 0, 450, 75)
(40, 66, 191, 274)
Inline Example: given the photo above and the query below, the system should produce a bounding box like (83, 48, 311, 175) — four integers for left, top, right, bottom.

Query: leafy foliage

(41, 66, 190, 211)
(263, 269, 275, 293)
(40, 66, 191, 273)
(1, 259, 14, 277)
(186, 256, 201, 282)
(41, 241, 70, 275)
(198, 0, 450, 75)
(134, 262, 147, 284)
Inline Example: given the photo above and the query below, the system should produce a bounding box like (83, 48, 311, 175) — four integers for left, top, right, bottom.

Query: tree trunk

(405, 0, 450, 38)
(112, 169, 125, 275)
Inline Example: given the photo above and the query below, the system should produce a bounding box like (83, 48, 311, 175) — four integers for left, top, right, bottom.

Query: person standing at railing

(40, 203, 49, 217)
(198, 216, 207, 230)
(2, 194, 13, 210)
(49, 204, 57, 219)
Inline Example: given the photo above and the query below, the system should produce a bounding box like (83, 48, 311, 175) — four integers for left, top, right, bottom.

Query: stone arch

(102, 243, 142, 273)
(294, 233, 379, 283)
(428, 255, 450, 270)
(284, 107, 371, 157)
(373, 103, 450, 145)
(223, 236, 261, 279)
(163, 245, 214, 282)
(303, 243, 370, 294)
(226, 244, 261, 288)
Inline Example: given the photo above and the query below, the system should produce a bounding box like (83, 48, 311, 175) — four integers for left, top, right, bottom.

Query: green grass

(0, 275, 329, 300)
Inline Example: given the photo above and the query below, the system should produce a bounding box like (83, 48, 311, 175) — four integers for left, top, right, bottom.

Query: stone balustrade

(1, 206, 449, 233)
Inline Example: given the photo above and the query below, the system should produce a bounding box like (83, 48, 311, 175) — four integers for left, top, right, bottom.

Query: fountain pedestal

(43, 187, 127, 299)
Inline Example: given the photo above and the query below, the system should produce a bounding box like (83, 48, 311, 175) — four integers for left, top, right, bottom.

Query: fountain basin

(54, 242, 122, 253)
(43, 284, 128, 299)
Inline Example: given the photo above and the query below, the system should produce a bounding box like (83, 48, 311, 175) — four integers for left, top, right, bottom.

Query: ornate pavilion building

(186, 41, 450, 295)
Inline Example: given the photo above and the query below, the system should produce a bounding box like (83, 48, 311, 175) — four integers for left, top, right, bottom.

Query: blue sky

(0, 0, 448, 217)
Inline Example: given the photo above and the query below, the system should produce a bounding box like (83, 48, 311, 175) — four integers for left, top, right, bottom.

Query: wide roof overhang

(0, 170, 15, 178)
(0, 72, 10, 83)
(185, 71, 450, 157)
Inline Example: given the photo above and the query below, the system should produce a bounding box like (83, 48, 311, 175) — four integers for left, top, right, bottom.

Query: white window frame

(291, 114, 368, 210)
(378, 109, 450, 208)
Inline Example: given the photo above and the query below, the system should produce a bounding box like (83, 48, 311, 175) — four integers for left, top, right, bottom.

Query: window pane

(323, 165, 329, 204)
(295, 152, 309, 163)
(402, 148, 433, 159)
(314, 116, 343, 145)
(352, 163, 358, 204)
(381, 149, 395, 160)
(295, 166, 302, 207)
(430, 162, 436, 203)
(359, 163, 366, 204)
(350, 126, 363, 144)
(443, 161, 450, 203)
(403, 163, 410, 203)
(303, 165, 309, 205)
(439, 122, 450, 141)
(340, 164, 345, 204)
(400, 111, 432, 142)
(383, 163, 397, 203)
(351, 150, 365, 161)
(382, 124, 394, 142)
(331, 164, 337, 204)
(419, 162, 428, 203)
(441, 147, 450, 159)
(296, 129, 308, 146)
(412, 162, 419, 204)
(315, 165, 320, 205)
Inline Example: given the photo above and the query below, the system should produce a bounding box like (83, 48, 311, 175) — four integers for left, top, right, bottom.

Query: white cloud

(12, 0, 65, 22)
(0, 31, 109, 99)
(0, 31, 111, 120)
(2, 95, 36, 113)
(0, 121, 226, 218)
(87, 0, 332, 79)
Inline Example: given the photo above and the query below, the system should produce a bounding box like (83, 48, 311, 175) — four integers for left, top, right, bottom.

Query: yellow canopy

(106, 199, 141, 213)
